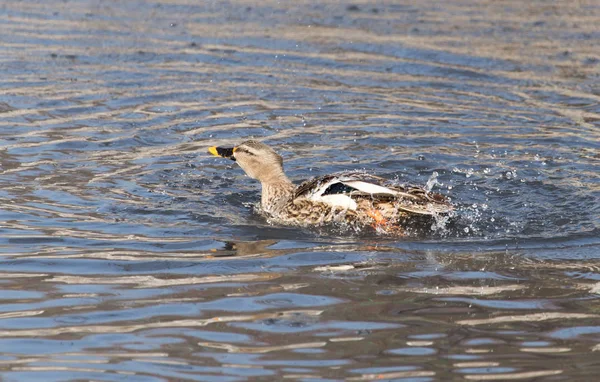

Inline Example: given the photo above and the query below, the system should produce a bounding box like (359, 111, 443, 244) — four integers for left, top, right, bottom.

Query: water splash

(425, 171, 440, 192)
(429, 212, 452, 235)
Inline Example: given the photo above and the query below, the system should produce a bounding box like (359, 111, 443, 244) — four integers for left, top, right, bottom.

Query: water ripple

(1, 0, 599, 380)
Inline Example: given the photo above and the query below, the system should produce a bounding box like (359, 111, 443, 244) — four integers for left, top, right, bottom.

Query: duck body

(209, 140, 453, 234)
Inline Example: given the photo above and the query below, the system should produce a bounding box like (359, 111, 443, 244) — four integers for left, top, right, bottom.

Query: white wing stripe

(341, 181, 398, 195)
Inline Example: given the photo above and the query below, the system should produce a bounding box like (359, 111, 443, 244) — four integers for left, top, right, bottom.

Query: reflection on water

(1, 0, 599, 380)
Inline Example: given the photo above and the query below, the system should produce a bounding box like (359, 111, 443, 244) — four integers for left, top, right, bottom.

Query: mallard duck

(208, 140, 453, 234)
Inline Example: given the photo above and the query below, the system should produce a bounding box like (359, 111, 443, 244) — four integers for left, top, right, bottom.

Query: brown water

(1, 0, 599, 380)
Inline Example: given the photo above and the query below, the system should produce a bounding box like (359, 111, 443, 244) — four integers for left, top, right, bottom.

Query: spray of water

(425, 171, 440, 192)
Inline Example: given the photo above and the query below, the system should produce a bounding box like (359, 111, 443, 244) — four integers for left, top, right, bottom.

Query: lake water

(1, 0, 599, 380)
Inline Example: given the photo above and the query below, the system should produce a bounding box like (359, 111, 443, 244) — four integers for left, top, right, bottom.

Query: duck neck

(260, 174, 294, 214)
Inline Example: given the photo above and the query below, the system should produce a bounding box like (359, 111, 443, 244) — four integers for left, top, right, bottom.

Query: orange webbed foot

(365, 209, 405, 236)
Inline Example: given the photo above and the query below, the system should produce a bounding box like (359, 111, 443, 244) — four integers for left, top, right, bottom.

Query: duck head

(208, 140, 287, 184)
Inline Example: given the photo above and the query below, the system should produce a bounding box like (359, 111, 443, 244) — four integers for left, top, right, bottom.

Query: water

(1, 0, 599, 380)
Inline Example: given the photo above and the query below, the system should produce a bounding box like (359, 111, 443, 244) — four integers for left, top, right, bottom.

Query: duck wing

(295, 171, 452, 216)
(294, 171, 386, 199)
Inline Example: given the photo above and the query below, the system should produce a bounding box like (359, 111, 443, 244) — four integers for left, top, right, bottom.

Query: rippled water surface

(1, 0, 600, 380)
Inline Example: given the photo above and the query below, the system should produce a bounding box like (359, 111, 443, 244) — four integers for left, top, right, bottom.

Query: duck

(208, 140, 453, 234)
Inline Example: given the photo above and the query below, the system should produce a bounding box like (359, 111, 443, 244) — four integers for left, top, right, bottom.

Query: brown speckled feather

(294, 171, 452, 216)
